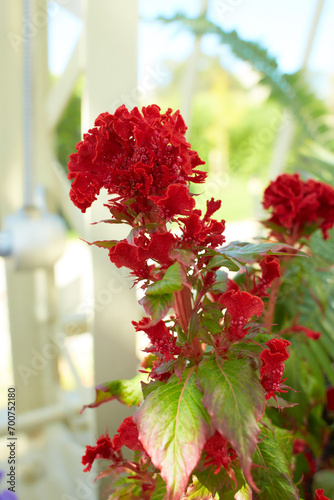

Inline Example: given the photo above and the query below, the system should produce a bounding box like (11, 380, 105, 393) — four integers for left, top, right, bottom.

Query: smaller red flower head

(181, 199, 225, 249)
(109, 231, 175, 278)
(203, 431, 236, 475)
(251, 255, 280, 297)
(111, 416, 145, 453)
(315, 489, 330, 500)
(133, 317, 181, 362)
(291, 324, 321, 340)
(260, 338, 290, 400)
(263, 173, 334, 242)
(219, 290, 264, 341)
(82, 432, 114, 472)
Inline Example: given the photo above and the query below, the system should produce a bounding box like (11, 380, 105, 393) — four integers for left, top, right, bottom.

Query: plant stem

(263, 276, 281, 332)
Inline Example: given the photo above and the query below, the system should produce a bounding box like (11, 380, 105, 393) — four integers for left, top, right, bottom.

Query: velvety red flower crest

(315, 489, 330, 500)
(260, 338, 290, 399)
(133, 317, 181, 362)
(251, 255, 280, 297)
(263, 173, 334, 241)
(291, 324, 321, 340)
(109, 231, 175, 278)
(203, 431, 236, 476)
(82, 432, 114, 472)
(68, 104, 206, 214)
(219, 290, 264, 341)
(111, 416, 145, 453)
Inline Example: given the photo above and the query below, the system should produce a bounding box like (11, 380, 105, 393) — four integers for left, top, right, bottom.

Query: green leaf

(85, 239, 118, 249)
(252, 424, 299, 499)
(141, 380, 165, 399)
(183, 475, 216, 499)
(151, 476, 168, 500)
(215, 241, 301, 267)
(188, 312, 200, 343)
(104, 472, 143, 500)
(185, 467, 244, 499)
(81, 373, 147, 412)
(197, 357, 265, 491)
(207, 255, 240, 271)
(133, 369, 212, 500)
(170, 248, 196, 266)
(146, 262, 185, 296)
(140, 293, 174, 322)
(212, 270, 229, 293)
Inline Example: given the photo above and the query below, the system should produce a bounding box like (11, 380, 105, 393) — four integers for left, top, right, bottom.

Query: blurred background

(0, 0, 334, 498)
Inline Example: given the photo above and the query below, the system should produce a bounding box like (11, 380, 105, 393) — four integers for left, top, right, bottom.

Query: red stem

(174, 285, 203, 354)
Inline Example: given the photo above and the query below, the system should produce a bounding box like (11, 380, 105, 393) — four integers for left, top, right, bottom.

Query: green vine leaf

(252, 423, 299, 499)
(133, 369, 212, 500)
(197, 357, 266, 491)
(81, 373, 147, 412)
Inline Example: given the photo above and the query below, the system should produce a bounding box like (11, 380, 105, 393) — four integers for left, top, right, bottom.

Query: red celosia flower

(291, 324, 321, 340)
(68, 105, 206, 214)
(82, 432, 114, 472)
(204, 198, 222, 221)
(315, 489, 330, 500)
(109, 231, 176, 278)
(219, 290, 264, 341)
(111, 416, 145, 453)
(260, 338, 290, 399)
(251, 255, 280, 297)
(293, 439, 306, 454)
(203, 431, 236, 474)
(181, 209, 225, 248)
(149, 183, 195, 218)
(133, 317, 181, 362)
(263, 173, 334, 241)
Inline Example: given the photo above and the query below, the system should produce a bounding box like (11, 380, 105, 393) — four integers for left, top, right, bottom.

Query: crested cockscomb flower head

(133, 317, 181, 362)
(262, 173, 334, 241)
(260, 338, 290, 399)
(82, 432, 115, 472)
(250, 255, 281, 297)
(219, 290, 264, 341)
(203, 431, 236, 475)
(67, 104, 206, 214)
(111, 417, 145, 453)
(315, 489, 330, 500)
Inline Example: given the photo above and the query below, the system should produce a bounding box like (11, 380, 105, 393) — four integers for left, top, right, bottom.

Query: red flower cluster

(260, 338, 290, 399)
(250, 255, 281, 297)
(291, 324, 321, 340)
(219, 290, 264, 342)
(203, 431, 236, 476)
(315, 489, 330, 500)
(68, 105, 206, 215)
(82, 432, 115, 472)
(181, 199, 226, 248)
(109, 231, 175, 279)
(263, 173, 334, 241)
(82, 418, 144, 472)
(111, 416, 145, 453)
(133, 317, 181, 362)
